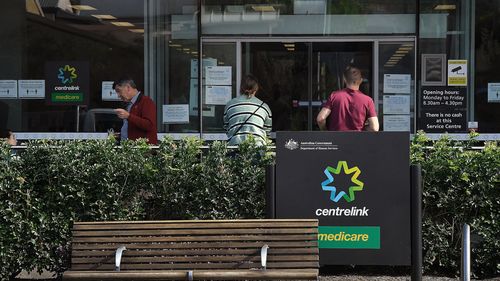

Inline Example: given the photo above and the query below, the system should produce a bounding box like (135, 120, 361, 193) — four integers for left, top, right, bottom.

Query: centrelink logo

(316, 161, 369, 217)
(58, 65, 78, 84)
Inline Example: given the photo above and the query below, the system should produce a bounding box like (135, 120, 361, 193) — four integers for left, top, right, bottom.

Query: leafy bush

(0, 133, 498, 279)
(411, 132, 499, 278)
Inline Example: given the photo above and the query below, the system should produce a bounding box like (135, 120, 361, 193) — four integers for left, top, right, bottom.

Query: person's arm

(366, 117, 379, 132)
(264, 108, 272, 136)
(127, 99, 156, 131)
(316, 107, 331, 131)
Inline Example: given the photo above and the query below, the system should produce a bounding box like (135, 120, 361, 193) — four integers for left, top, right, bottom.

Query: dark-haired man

(317, 66, 379, 132)
(113, 78, 158, 144)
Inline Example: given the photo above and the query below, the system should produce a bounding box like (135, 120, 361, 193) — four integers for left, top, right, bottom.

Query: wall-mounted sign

(419, 87, 467, 132)
(487, 83, 500, 103)
(383, 95, 410, 115)
(162, 104, 189, 124)
(276, 132, 411, 266)
(19, 80, 45, 99)
(191, 58, 217, 78)
(45, 61, 89, 105)
(101, 81, 120, 101)
(206, 66, 232, 86)
(447, 60, 467, 86)
(0, 80, 18, 99)
(383, 74, 411, 94)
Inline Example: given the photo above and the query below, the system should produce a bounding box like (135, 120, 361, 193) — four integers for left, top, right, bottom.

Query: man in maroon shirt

(113, 78, 158, 144)
(317, 66, 379, 132)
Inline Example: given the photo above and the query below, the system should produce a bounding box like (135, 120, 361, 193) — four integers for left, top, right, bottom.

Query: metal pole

(76, 105, 80, 132)
(411, 164, 422, 281)
(461, 223, 471, 281)
(265, 164, 276, 219)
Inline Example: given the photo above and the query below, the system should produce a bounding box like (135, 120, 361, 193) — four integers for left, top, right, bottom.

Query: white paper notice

(384, 115, 411, 132)
(383, 74, 411, 94)
(0, 80, 17, 98)
(206, 86, 232, 105)
(101, 81, 120, 101)
(162, 104, 189, 124)
(18, 80, 45, 99)
(206, 66, 232, 85)
(487, 83, 500, 103)
(383, 95, 410, 114)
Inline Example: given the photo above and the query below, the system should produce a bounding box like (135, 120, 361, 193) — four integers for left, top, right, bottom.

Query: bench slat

(72, 254, 317, 264)
(72, 234, 317, 243)
(63, 269, 319, 280)
(72, 248, 318, 257)
(71, 241, 317, 250)
(73, 221, 318, 230)
(70, 261, 319, 270)
(73, 228, 317, 237)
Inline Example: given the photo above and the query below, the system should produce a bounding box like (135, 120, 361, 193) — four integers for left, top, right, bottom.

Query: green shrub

(0, 134, 498, 279)
(411, 132, 499, 278)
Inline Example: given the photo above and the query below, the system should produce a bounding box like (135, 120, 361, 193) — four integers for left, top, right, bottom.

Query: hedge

(0, 133, 498, 279)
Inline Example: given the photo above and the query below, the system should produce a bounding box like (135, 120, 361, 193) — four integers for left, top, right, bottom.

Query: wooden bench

(63, 219, 319, 280)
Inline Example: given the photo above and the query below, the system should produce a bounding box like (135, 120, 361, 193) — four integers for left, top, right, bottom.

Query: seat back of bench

(70, 219, 318, 272)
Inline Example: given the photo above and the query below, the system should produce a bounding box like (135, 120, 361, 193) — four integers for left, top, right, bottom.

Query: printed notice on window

(0, 80, 18, 98)
(206, 66, 232, 85)
(205, 86, 232, 105)
(383, 115, 410, 132)
(488, 83, 500, 103)
(383, 74, 411, 94)
(19, 80, 45, 99)
(101, 81, 120, 101)
(383, 95, 410, 114)
(162, 104, 189, 124)
(448, 60, 467, 86)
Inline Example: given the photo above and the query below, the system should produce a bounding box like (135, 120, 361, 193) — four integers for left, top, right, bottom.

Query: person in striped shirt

(223, 74, 272, 145)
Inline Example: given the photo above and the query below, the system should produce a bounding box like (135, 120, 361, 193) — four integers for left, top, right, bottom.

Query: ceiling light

(91, 14, 117, 20)
(183, 48, 190, 51)
(129, 29, 144, 33)
(251, 5, 275, 12)
(287, 48, 295, 51)
(396, 50, 409, 54)
(111, 21, 134, 27)
(169, 44, 182, 47)
(392, 54, 406, 57)
(71, 5, 96, 11)
(191, 51, 198, 55)
(434, 4, 456, 10)
(401, 43, 414, 47)
(398, 47, 413, 51)
(283, 43, 295, 48)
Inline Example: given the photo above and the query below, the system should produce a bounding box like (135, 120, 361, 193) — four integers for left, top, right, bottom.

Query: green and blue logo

(57, 65, 78, 84)
(321, 161, 364, 203)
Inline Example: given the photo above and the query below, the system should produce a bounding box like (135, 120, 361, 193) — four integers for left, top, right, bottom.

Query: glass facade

(0, 0, 498, 140)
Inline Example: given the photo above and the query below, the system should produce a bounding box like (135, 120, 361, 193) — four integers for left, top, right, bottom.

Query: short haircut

(343, 66, 362, 85)
(113, 77, 137, 90)
(0, 128, 12, 139)
(240, 74, 259, 95)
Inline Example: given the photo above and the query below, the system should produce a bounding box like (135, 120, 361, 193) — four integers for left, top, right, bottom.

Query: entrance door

(242, 41, 373, 131)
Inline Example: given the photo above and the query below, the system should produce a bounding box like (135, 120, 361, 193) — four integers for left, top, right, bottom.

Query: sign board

(383, 74, 411, 94)
(101, 81, 120, 101)
(419, 87, 467, 132)
(18, 80, 45, 99)
(0, 80, 18, 98)
(487, 83, 500, 103)
(45, 61, 89, 105)
(276, 132, 411, 265)
(447, 60, 467, 86)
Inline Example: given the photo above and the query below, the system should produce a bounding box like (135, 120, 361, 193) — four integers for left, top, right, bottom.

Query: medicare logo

(58, 65, 78, 84)
(321, 161, 364, 203)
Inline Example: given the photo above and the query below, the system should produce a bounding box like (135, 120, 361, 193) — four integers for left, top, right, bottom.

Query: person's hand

(114, 108, 130, 119)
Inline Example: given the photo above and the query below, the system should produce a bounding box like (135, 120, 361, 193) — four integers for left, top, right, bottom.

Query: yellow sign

(448, 60, 467, 86)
